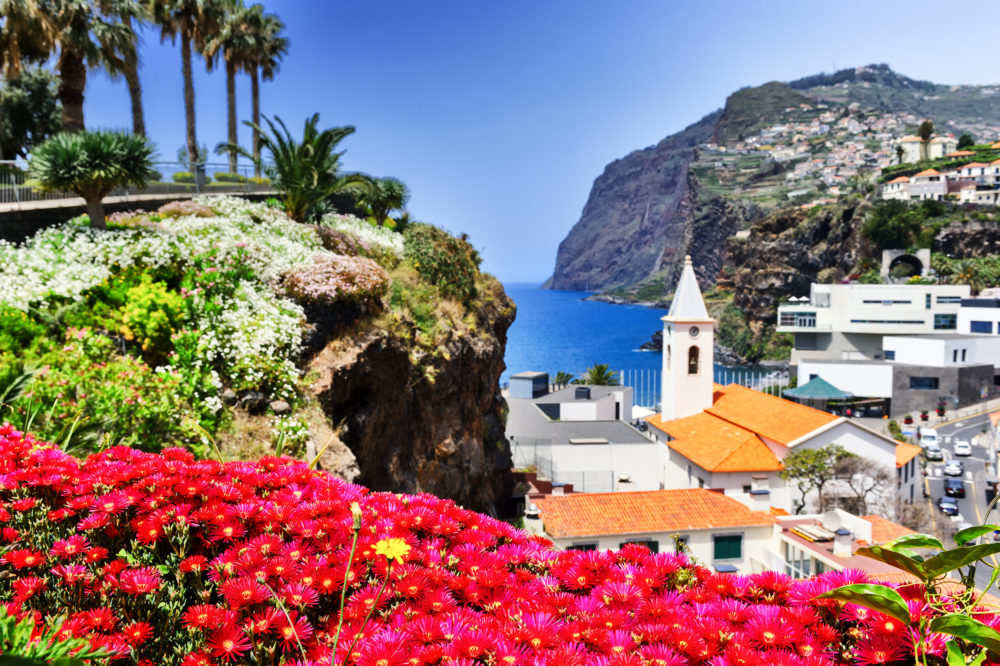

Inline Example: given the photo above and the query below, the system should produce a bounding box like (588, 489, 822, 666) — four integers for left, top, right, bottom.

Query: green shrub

(213, 171, 247, 183)
(858, 269, 882, 284)
(172, 171, 213, 185)
(0, 306, 45, 354)
(403, 223, 480, 303)
(120, 278, 186, 359)
(250, 176, 272, 186)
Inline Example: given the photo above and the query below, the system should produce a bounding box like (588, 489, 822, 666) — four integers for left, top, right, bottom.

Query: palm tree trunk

(226, 58, 237, 173)
(57, 50, 86, 133)
(251, 66, 261, 177)
(181, 33, 198, 168)
(86, 197, 106, 230)
(123, 50, 146, 137)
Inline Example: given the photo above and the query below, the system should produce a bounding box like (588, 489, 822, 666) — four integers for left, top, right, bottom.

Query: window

(885, 350, 896, 360)
(713, 534, 742, 560)
(620, 540, 659, 553)
(962, 349, 967, 362)
(934, 314, 957, 330)
(850, 319, 923, 325)
(862, 299, 911, 304)
(926, 294, 931, 309)
(937, 295, 962, 304)
(954, 349, 959, 363)
(971, 321, 993, 333)
(666, 345, 671, 370)
(742, 485, 752, 494)
(910, 377, 940, 390)
(568, 543, 597, 551)
(688, 346, 699, 375)
(697, 477, 705, 488)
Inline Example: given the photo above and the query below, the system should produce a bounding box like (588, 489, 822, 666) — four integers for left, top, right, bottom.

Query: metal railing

(0, 161, 275, 205)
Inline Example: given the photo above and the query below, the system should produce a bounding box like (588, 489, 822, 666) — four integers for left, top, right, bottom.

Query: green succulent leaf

(855, 545, 929, 580)
(954, 525, 1000, 547)
(932, 614, 1000, 656)
(886, 533, 945, 551)
(816, 583, 912, 626)
(923, 543, 1000, 580)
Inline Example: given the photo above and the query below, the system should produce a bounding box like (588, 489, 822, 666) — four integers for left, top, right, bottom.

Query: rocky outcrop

(307, 279, 516, 516)
(728, 203, 864, 325)
(544, 112, 719, 291)
(934, 218, 1000, 258)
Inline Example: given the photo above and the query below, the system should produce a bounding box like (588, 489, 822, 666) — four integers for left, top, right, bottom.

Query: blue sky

(81, 1, 1000, 282)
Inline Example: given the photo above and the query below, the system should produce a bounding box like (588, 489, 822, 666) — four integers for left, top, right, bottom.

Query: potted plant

(920, 409, 929, 421)
(936, 400, 947, 417)
(903, 414, 914, 425)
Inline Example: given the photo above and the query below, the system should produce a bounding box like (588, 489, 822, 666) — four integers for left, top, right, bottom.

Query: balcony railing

(0, 161, 275, 206)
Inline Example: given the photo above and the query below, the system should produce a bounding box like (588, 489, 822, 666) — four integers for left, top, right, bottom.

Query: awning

(784, 376, 854, 401)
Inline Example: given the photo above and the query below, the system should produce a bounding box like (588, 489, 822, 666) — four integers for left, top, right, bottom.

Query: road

(920, 413, 997, 590)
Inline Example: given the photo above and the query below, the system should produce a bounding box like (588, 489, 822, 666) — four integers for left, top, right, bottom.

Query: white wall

(529, 441, 665, 492)
(559, 394, 619, 422)
(797, 361, 894, 398)
(548, 524, 779, 574)
(884, 335, 1000, 369)
(959, 304, 1000, 336)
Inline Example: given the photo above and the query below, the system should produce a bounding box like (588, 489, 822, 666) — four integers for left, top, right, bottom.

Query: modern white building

(959, 296, 1000, 335)
(777, 283, 971, 366)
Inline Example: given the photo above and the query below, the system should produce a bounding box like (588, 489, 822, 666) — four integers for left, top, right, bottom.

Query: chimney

(751, 475, 768, 491)
(748, 489, 770, 512)
(575, 386, 591, 400)
(551, 483, 565, 496)
(833, 528, 853, 558)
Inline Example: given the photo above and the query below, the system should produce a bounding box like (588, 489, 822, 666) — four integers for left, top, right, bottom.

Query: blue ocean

(500, 283, 759, 407)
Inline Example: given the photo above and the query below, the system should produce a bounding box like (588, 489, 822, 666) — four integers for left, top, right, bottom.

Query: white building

(644, 260, 922, 513)
(959, 296, 1000, 335)
(777, 283, 971, 366)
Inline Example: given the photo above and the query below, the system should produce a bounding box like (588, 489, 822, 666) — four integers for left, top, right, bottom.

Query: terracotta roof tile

(913, 168, 941, 177)
(705, 384, 839, 444)
(887, 176, 910, 183)
(862, 515, 916, 545)
(895, 442, 922, 468)
(656, 411, 783, 472)
(947, 150, 975, 157)
(534, 489, 776, 539)
(963, 162, 989, 168)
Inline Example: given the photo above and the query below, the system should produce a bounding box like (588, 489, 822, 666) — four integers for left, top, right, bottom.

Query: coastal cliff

(308, 276, 516, 516)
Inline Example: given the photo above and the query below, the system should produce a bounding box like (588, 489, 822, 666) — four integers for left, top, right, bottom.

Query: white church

(644, 257, 922, 513)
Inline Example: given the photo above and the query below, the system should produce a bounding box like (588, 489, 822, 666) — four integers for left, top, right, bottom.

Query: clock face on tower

(689, 326, 700, 338)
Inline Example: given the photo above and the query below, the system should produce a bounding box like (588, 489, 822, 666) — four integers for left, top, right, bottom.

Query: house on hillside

(908, 168, 947, 200)
(929, 135, 958, 159)
(643, 258, 921, 513)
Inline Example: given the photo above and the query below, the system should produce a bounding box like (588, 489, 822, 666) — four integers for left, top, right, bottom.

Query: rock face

(544, 112, 719, 291)
(728, 203, 864, 325)
(308, 280, 516, 516)
(935, 218, 1000, 258)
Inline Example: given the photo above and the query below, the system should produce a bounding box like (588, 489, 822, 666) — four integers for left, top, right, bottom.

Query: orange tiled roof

(963, 162, 988, 168)
(656, 411, 783, 472)
(706, 384, 839, 445)
(895, 441, 922, 468)
(770, 507, 790, 517)
(863, 515, 916, 545)
(534, 488, 776, 539)
(913, 168, 940, 177)
(900, 136, 921, 142)
(990, 410, 1000, 429)
(887, 176, 910, 184)
(947, 150, 975, 157)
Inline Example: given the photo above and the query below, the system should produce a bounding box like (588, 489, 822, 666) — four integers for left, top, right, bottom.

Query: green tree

(778, 443, 852, 514)
(0, 64, 61, 158)
(957, 132, 975, 150)
(41, 0, 143, 133)
(895, 145, 904, 165)
(204, 0, 255, 173)
(861, 200, 924, 252)
(580, 363, 618, 386)
(150, 0, 224, 167)
(241, 3, 286, 177)
(0, 0, 56, 158)
(917, 119, 934, 161)
(551, 371, 574, 388)
(105, 9, 148, 136)
(28, 129, 155, 229)
(223, 113, 371, 222)
(364, 176, 411, 227)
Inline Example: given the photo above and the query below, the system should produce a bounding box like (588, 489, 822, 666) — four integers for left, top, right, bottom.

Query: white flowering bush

(283, 253, 389, 305)
(270, 415, 310, 455)
(319, 212, 404, 260)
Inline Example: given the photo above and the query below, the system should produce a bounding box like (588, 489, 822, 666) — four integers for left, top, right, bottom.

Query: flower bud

(350, 502, 362, 531)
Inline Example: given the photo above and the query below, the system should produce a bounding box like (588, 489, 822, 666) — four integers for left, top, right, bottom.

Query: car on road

(954, 440, 973, 456)
(944, 459, 964, 477)
(945, 478, 966, 497)
(938, 496, 960, 516)
(924, 443, 944, 461)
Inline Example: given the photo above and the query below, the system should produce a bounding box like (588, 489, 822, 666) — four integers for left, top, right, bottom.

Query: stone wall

(890, 363, 995, 417)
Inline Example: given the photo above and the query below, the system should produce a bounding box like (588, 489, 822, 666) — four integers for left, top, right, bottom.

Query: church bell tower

(660, 256, 716, 421)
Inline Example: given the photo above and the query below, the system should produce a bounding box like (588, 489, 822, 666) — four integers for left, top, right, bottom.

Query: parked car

(944, 460, 964, 477)
(954, 440, 973, 456)
(945, 478, 966, 498)
(937, 496, 959, 516)
(924, 444, 944, 461)
(920, 428, 940, 448)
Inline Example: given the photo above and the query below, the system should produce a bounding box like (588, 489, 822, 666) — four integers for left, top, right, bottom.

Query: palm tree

(106, 10, 148, 136)
(41, 0, 142, 133)
(29, 129, 156, 229)
(551, 371, 574, 389)
(222, 114, 371, 222)
(242, 5, 286, 177)
(204, 1, 255, 172)
(364, 176, 411, 227)
(0, 0, 55, 157)
(582, 364, 619, 386)
(149, 0, 224, 167)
